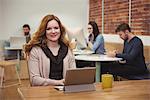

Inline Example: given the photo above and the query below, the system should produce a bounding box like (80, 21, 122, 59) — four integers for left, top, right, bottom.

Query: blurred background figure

(86, 21, 105, 54)
(23, 24, 31, 43)
(102, 23, 148, 79)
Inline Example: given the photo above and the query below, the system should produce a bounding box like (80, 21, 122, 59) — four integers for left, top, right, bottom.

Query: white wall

(0, 0, 2, 35)
(0, 0, 89, 40)
(103, 34, 150, 46)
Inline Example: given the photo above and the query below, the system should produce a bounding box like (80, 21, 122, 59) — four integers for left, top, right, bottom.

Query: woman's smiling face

(46, 19, 61, 42)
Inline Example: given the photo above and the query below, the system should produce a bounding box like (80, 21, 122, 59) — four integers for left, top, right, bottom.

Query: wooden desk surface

(0, 61, 17, 66)
(18, 80, 150, 100)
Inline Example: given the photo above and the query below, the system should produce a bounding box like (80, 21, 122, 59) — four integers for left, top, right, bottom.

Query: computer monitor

(10, 36, 26, 48)
(67, 28, 87, 49)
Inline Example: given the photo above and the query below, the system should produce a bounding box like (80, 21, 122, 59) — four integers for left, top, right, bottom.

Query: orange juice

(102, 74, 113, 89)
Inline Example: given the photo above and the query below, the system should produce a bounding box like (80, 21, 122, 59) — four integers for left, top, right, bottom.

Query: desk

(75, 54, 122, 82)
(4, 47, 22, 71)
(4, 47, 22, 61)
(18, 80, 150, 100)
(73, 49, 94, 55)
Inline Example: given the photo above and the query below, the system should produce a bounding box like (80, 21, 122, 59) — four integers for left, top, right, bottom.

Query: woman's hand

(87, 42, 93, 50)
(55, 79, 65, 86)
(69, 39, 77, 49)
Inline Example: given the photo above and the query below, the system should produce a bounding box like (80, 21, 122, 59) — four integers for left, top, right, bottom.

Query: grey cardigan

(28, 46, 76, 86)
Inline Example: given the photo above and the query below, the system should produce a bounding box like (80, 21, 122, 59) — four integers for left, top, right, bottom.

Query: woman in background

(76, 21, 105, 68)
(25, 14, 76, 86)
(87, 21, 105, 54)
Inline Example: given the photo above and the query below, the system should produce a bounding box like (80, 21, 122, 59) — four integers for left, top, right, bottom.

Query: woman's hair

(25, 14, 69, 54)
(88, 21, 100, 41)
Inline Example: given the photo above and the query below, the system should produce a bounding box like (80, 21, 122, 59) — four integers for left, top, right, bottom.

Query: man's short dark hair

(23, 24, 30, 30)
(115, 23, 131, 33)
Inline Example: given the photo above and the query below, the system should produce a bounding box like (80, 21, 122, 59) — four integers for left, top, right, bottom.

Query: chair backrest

(25, 58, 32, 87)
(22, 44, 31, 86)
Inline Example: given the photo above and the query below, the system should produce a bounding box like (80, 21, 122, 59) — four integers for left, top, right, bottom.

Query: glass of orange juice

(101, 74, 113, 89)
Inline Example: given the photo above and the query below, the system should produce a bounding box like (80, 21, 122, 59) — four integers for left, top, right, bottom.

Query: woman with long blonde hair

(25, 14, 76, 86)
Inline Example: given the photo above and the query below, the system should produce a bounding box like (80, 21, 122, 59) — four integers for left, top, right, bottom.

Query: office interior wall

(0, 0, 2, 36)
(0, 0, 89, 40)
(89, 0, 150, 46)
(89, 0, 150, 35)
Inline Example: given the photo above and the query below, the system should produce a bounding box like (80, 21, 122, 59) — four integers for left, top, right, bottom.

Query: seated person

(76, 21, 105, 68)
(23, 24, 31, 43)
(25, 14, 76, 86)
(86, 21, 105, 54)
(102, 23, 148, 78)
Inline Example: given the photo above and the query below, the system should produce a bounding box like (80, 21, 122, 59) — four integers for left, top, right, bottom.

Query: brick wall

(89, 0, 102, 32)
(131, 0, 150, 35)
(89, 0, 150, 35)
(104, 0, 129, 34)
